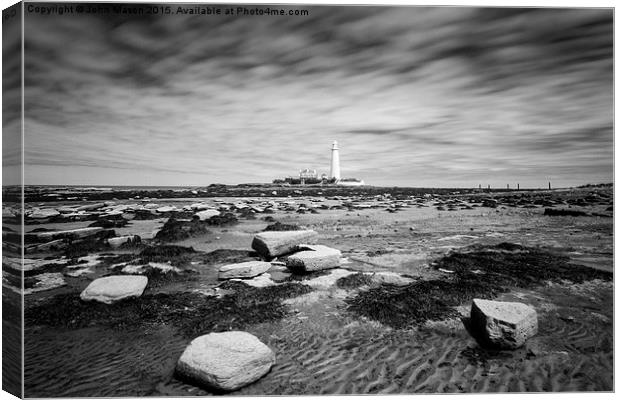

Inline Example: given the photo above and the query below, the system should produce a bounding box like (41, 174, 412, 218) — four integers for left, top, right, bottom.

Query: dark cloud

(20, 3, 613, 187)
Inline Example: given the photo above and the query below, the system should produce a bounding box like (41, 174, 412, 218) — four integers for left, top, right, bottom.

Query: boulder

(469, 298, 538, 349)
(286, 244, 341, 272)
(218, 261, 272, 280)
(156, 206, 177, 213)
(107, 235, 141, 249)
(251, 230, 318, 258)
(176, 331, 275, 392)
(80, 275, 148, 304)
(195, 209, 220, 221)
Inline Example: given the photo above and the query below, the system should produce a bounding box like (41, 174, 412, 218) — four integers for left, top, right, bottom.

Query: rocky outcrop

(176, 331, 275, 392)
(80, 275, 148, 304)
(286, 244, 341, 272)
(218, 261, 272, 280)
(251, 230, 318, 258)
(469, 298, 538, 349)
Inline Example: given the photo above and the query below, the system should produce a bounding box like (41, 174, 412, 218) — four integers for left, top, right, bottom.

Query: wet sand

(5, 186, 613, 396)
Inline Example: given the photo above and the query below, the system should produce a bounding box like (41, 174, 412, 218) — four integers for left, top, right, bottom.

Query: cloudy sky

(5, 2, 613, 187)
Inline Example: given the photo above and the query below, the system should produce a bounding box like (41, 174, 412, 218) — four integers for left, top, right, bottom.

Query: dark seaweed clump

(263, 221, 302, 231)
(336, 272, 375, 289)
(25, 282, 312, 337)
(544, 208, 589, 217)
(88, 215, 129, 228)
(347, 243, 612, 329)
(435, 242, 612, 287)
(137, 245, 196, 269)
(204, 212, 238, 226)
(195, 249, 259, 265)
(154, 218, 211, 242)
(347, 279, 499, 329)
(62, 231, 116, 258)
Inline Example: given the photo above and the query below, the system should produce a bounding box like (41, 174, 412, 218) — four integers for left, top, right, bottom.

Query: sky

(2, 2, 613, 188)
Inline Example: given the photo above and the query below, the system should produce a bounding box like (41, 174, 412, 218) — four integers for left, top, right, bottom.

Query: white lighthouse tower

(330, 140, 341, 181)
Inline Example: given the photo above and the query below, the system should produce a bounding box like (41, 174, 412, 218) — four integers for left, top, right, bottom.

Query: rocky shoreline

(3, 184, 613, 395)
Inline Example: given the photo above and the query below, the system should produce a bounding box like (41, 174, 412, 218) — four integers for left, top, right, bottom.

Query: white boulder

(470, 298, 538, 349)
(195, 209, 220, 221)
(286, 244, 341, 272)
(156, 206, 177, 213)
(251, 230, 318, 258)
(80, 275, 148, 304)
(176, 331, 275, 392)
(218, 261, 272, 280)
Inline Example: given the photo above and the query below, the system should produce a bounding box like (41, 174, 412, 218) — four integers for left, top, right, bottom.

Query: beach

(3, 184, 613, 396)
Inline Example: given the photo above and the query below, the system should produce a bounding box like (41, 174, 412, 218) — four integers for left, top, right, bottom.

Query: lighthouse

(330, 140, 341, 181)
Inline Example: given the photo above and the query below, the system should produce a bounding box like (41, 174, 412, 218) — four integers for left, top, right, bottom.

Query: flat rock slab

(23, 272, 66, 295)
(80, 275, 148, 304)
(28, 208, 61, 219)
(195, 209, 221, 221)
(470, 298, 538, 349)
(286, 244, 341, 272)
(219, 261, 272, 280)
(231, 273, 276, 288)
(176, 331, 275, 392)
(251, 230, 318, 258)
(369, 271, 414, 286)
(28, 227, 106, 242)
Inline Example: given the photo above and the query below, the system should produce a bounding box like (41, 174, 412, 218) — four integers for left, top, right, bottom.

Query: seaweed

(263, 221, 302, 231)
(154, 218, 211, 242)
(347, 280, 501, 329)
(435, 242, 612, 287)
(346, 243, 612, 329)
(24, 282, 313, 337)
(336, 272, 375, 289)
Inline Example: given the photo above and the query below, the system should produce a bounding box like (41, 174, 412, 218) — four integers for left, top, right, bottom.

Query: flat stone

(286, 244, 341, 272)
(176, 331, 275, 392)
(469, 298, 538, 349)
(23, 272, 67, 294)
(231, 273, 275, 288)
(195, 209, 220, 221)
(80, 275, 148, 304)
(369, 271, 414, 286)
(28, 208, 60, 219)
(251, 230, 318, 258)
(218, 261, 272, 280)
(28, 227, 105, 242)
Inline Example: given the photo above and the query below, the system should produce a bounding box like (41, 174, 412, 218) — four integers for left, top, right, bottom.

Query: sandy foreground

(2, 186, 613, 396)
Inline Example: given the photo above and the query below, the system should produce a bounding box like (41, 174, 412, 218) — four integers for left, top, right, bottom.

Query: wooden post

(548, 182, 551, 190)
(517, 183, 520, 190)
(507, 184, 509, 190)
